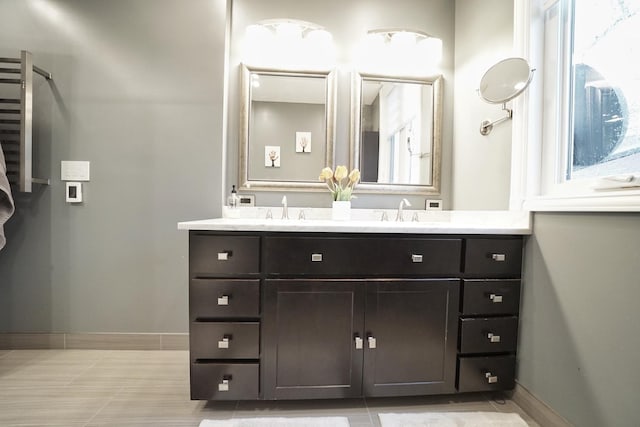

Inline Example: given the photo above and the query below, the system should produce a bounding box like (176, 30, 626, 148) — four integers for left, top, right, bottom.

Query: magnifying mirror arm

(480, 103, 513, 136)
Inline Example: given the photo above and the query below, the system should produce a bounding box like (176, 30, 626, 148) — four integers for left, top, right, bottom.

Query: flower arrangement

(319, 165, 361, 201)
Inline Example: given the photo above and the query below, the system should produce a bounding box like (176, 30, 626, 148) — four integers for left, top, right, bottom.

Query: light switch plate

(61, 161, 90, 181)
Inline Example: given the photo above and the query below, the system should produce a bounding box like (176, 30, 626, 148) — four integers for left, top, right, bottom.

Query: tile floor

(0, 349, 539, 427)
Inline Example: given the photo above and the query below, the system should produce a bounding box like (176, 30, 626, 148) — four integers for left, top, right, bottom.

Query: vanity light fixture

(243, 19, 335, 69)
(358, 28, 443, 76)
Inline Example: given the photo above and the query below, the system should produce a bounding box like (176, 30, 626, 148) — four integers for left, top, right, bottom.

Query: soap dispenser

(228, 185, 239, 208)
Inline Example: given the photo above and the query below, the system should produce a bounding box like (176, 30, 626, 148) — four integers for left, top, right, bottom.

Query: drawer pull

(485, 372, 498, 384)
(217, 295, 229, 306)
(367, 336, 377, 349)
(489, 293, 503, 303)
(487, 332, 501, 343)
(491, 253, 506, 262)
(354, 336, 363, 350)
(218, 377, 231, 391)
(311, 253, 323, 262)
(217, 251, 232, 261)
(411, 254, 423, 263)
(217, 336, 231, 349)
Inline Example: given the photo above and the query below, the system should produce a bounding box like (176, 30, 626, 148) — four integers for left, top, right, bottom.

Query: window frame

(511, 0, 640, 212)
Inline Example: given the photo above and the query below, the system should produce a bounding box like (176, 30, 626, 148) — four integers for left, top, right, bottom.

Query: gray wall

(452, 0, 514, 210)
(226, 0, 456, 209)
(519, 213, 640, 427)
(0, 0, 227, 333)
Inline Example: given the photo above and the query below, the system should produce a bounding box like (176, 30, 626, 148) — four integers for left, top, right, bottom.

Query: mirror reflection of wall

(352, 72, 442, 196)
(248, 73, 326, 181)
(361, 80, 434, 186)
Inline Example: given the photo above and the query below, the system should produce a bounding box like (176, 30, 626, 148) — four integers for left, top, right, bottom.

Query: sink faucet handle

(412, 212, 420, 222)
(381, 211, 389, 221)
(298, 209, 306, 220)
(281, 195, 289, 220)
(265, 209, 273, 219)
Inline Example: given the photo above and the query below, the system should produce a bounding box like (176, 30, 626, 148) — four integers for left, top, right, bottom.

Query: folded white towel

(0, 144, 16, 250)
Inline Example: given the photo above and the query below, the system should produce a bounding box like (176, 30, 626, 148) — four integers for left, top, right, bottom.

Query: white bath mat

(379, 411, 529, 427)
(199, 416, 350, 427)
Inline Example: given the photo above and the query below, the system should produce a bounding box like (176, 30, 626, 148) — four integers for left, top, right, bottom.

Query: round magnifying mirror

(478, 57, 534, 104)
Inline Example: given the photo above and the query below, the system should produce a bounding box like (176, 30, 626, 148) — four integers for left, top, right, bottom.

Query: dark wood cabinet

(188, 232, 261, 401)
(261, 278, 460, 399)
(363, 279, 459, 396)
(187, 231, 524, 400)
(262, 280, 365, 399)
(457, 238, 523, 392)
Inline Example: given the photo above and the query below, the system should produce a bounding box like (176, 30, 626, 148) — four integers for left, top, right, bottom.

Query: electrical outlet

(425, 199, 442, 210)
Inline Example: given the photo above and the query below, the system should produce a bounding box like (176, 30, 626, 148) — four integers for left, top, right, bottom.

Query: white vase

(332, 200, 351, 221)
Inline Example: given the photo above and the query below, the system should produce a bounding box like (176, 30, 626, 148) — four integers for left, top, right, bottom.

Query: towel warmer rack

(0, 50, 52, 192)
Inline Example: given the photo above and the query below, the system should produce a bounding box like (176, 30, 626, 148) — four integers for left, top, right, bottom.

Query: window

(518, 0, 640, 211)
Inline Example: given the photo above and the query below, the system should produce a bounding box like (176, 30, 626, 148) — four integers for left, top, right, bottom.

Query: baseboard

(511, 382, 572, 427)
(0, 332, 189, 350)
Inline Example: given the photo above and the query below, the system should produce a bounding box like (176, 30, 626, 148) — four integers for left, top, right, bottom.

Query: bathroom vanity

(179, 212, 530, 401)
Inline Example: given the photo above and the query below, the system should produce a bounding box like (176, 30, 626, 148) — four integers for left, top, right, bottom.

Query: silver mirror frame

(239, 64, 336, 192)
(349, 71, 444, 195)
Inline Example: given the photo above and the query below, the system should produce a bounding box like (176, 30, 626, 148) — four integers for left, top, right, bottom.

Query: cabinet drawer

(462, 280, 520, 315)
(457, 355, 515, 392)
(464, 238, 523, 277)
(190, 363, 259, 400)
(190, 322, 259, 360)
(264, 236, 461, 276)
(190, 279, 260, 320)
(190, 234, 260, 276)
(459, 317, 518, 354)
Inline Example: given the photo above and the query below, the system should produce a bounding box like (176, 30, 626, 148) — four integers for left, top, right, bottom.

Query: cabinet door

(262, 280, 365, 399)
(363, 279, 460, 397)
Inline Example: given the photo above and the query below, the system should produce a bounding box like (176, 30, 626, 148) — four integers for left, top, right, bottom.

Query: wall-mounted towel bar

(0, 50, 52, 192)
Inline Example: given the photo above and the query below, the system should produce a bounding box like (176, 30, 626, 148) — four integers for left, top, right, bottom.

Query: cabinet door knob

(411, 254, 423, 263)
(218, 377, 231, 391)
(217, 336, 231, 349)
(491, 253, 506, 262)
(485, 372, 498, 384)
(367, 336, 377, 349)
(217, 295, 230, 306)
(311, 253, 323, 262)
(354, 336, 363, 350)
(217, 251, 232, 261)
(489, 293, 503, 303)
(487, 332, 501, 343)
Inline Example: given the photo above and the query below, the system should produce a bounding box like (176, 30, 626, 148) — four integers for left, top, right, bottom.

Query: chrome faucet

(396, 198, 411, 222)
(281, 195, 289, 220)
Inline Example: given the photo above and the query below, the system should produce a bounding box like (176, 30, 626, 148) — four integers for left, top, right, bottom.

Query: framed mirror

(239, 64, 336, 192)
(350, 72, 443, 195)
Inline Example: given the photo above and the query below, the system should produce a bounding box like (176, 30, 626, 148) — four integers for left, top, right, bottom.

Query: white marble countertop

(178, 208, 532, 235)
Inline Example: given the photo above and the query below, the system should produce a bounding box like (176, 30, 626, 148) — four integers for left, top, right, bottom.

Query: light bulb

(417, 36, 443, 65)
(306, 29, 332, 48)
(243, 24, 274, 65)
(276, 22, 302, 42)
(390, 31, 416, 52)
